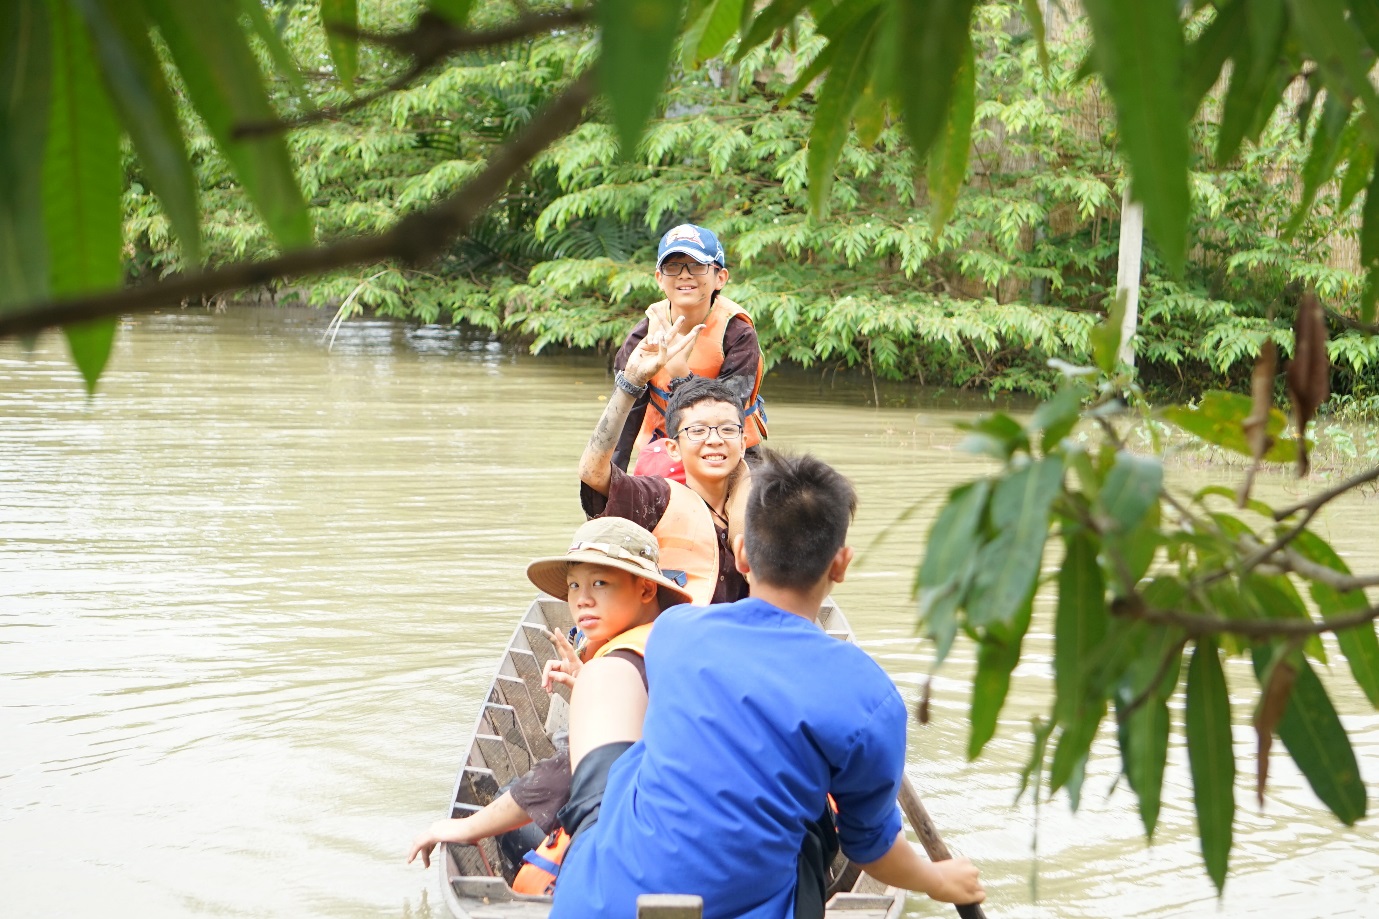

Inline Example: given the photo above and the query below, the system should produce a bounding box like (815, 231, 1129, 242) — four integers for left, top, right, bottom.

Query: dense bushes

(128, 1, 1375, 403)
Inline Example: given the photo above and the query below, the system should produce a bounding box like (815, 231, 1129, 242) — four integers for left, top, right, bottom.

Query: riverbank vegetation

(117, 1, 1379, 406)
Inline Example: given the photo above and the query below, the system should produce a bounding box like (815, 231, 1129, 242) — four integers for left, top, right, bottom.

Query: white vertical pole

(1115, 185, 1143, 368)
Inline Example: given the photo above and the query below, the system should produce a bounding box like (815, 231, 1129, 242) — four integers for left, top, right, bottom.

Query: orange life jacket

(652, 480, 718, 606)
(510, 626, 652, 895)
(634, 297, 767, 454)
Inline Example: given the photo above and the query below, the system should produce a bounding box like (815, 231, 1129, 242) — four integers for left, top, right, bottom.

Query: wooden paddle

(898, 775, 988, 919)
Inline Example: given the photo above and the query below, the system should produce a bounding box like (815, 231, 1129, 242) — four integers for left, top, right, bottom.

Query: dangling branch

(233, 9, 592, 138)
(0, 70, 597, 340)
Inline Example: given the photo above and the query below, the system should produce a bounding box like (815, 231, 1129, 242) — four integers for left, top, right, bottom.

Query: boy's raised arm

(578, 318, 702, 496)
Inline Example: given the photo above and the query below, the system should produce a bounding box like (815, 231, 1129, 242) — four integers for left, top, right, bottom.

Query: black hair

(665, 377, 745, 439)
(743, 449, 857, 588)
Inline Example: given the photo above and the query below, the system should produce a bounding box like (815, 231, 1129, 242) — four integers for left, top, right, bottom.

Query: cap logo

(664, 225, 703, 245)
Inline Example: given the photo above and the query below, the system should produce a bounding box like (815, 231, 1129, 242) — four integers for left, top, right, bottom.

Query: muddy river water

(2, 308, 1374, 918)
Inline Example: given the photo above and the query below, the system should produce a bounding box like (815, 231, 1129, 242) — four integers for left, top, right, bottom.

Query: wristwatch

(615, 370, 647, 398)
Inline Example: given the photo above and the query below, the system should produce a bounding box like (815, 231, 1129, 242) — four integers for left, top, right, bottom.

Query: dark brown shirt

(580, 464, 748, 605)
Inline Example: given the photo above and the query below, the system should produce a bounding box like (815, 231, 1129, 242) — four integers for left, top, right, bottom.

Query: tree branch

(0, 70, 596, 340)
(234, 9, 592, 138)
(1272, 464, 1379, 521)
(1275, 547, 1379, 593)
(1124, 602, 1379, 638)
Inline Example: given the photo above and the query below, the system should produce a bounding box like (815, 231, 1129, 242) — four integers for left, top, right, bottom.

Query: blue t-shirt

(550, 597, 907, 919)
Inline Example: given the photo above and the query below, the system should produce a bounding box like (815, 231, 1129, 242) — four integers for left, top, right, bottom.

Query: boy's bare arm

(407, 790, 530, 868)
(578, 317, 704, 496)
(567, 656, 648, 770)
(856, 831, 985, 905)
(579, 387, 638, 496)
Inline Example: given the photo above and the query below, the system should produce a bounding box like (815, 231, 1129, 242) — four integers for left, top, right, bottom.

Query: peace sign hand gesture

(542, 627, 583, 692)
(624, 315, 704, 388)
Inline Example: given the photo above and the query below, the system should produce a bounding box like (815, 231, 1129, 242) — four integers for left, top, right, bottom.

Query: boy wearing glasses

(607, 224, 767, 474)
(579, 318, 751, 607)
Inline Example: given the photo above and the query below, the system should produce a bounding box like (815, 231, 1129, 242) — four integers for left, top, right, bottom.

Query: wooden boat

(439, 596, 906, 919)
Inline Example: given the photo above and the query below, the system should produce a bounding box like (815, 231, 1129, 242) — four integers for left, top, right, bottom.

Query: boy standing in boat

(581, 320, 751, 606)
(608, 224, 767, 474)
(551, 451, 985, 919)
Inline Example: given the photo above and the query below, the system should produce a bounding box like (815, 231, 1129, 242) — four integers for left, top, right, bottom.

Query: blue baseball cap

(657, 224, 727, 269)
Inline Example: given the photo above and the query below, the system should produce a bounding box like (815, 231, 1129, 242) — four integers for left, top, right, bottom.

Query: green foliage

(22, 0, 1379, 402)
(915, 346, 1379, 891)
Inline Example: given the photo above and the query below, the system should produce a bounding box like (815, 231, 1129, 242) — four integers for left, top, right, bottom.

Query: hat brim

(657, 245, 721, 268)
(526, 549, 694, 610)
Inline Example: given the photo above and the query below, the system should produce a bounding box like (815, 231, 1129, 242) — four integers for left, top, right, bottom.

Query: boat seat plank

(481, 705, 537, 776)
(536, 598, 575, 635)
(448, 841, 490, 879)
(637, 894, 703, 918)
(508, 649, 549, 720)
(475, 733, 519, 786)
(825, 893, 899, 910)
(493, 676, 557, 761)
(457, 767, 500, 809)
(520, 624, 572, 705)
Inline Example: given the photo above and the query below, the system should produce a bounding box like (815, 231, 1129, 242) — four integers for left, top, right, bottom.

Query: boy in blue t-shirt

(550, 450, 984, 919)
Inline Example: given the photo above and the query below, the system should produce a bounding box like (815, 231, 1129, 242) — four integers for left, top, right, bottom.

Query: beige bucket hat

(526, 517, 695, 610)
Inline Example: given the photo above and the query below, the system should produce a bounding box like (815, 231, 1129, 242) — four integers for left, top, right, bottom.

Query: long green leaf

(916, 479, 990, 665)
(0, 0, 52, 312)
(895, 0, 977, 171)
(237, 0, 310, 101)
(1097, 452, 1162, 535)
(62, 319, 117, 391)
(1182, 0, 1242, 118)
(1019, 0, 1048, 76)
(143, 0, 311, 249)
(1291, 530, 1379, 708)
(1159, 391, 1298, 464)
(968, 594, 1033, 760)
(599, 0, 687, 157)
(1362, 165, 1379, 324)
(806, 8, 881, 214)
(1082, 0, 1189, 275)
(926, 36, 973, 236)
(1186, 638, 1235, 893)
(1054, 531, 1108, 726)
(1250, 650, 1367, 825)
(967, 455, 1063, 629)
(778, 36, 840, 108)
(1288, 0, 1379, 145)
(427, 0, 474, 27)
(1285, 95, 1354, 240)
(320, 0, 357, 90)
(734, 0, 812, 62)
(1090, 288, 1127, 374)
(1339, 142, 1375, 215)
(685, 0, 745, 67)
(1049, 531, 1108, 797)
(1116, 623, 1181, 838)
(45, 0, 122, 391)
(71, 0, 201, 264)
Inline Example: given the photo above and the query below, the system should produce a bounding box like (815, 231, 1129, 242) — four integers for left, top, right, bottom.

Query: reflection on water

(1, 308, 1374, 918)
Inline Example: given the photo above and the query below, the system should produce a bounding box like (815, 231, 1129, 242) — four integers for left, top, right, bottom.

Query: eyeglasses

(675, 423, 743, 442)
(659, 261, 717, 277)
